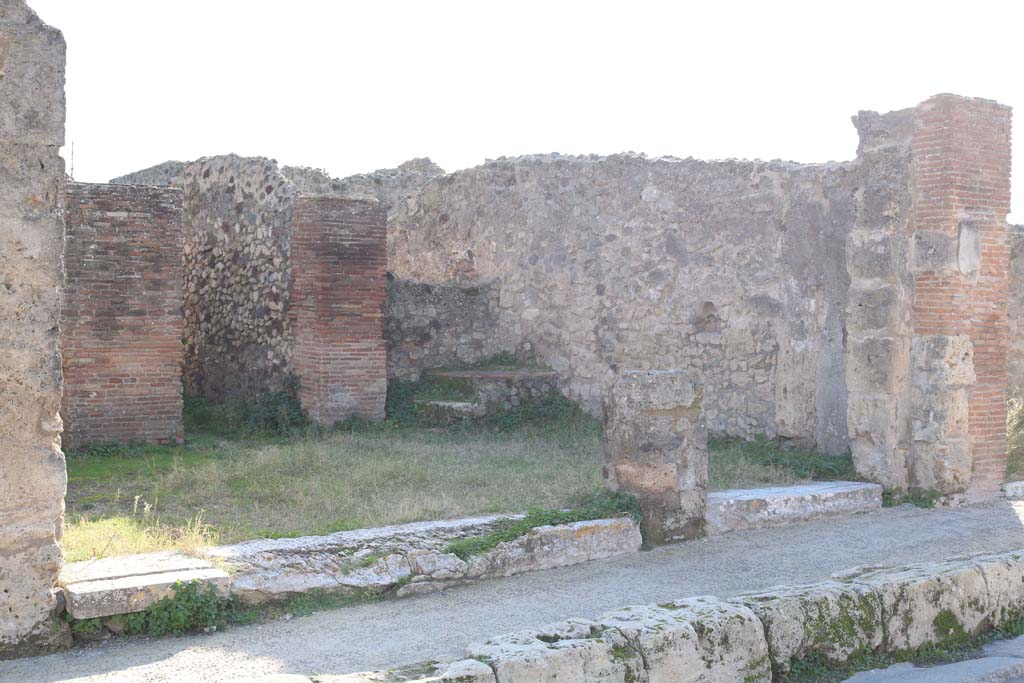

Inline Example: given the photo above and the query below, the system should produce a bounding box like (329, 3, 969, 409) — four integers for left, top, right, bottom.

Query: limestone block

(705, 481, 882, 535)
(911, 335, 975, 388)
(596, 597, 771, 682)
(733, 581, 884, 673)
(463, 517, 642, 579)
(908, 439, 972, 494)
(62, 566, 230, 620)
(847, 394, 899, 446)
(466, 619, 644, 683)
(1005, 481, 1024, 499)
(848, 284, 902, 334)
(838, 559, 990, 650)
(913, 230, 959, 273)
(910, 389, 969, 443)
(846, 337, 907, 394)
(850, 440, 908, 492)
(604, 370, 707, 543)
(847, 231, 902, 282)
(967, 551, 1024, 626)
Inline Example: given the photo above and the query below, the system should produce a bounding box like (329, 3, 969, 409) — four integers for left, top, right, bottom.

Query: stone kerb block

(603, 370, 707, 544)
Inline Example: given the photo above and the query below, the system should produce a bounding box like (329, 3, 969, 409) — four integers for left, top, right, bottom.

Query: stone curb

(327, 549, 1024, 683)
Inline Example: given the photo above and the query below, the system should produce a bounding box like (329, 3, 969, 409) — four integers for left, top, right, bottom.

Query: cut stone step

(60, 552, 230, 620)
(1004, 480, 1024, 499)
(706, 481, 883, 536)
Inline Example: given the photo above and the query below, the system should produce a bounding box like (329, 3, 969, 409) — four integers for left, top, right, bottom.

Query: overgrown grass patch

(65, 389, 864, 562)
(1008, 393, 1024, 481)
(708, 436, 859, 490)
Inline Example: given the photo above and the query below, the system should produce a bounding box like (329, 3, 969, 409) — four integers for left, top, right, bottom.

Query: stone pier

(0, 0, 70, 657)
(846, 94, 1013, 499)
(603, 370, 707, 544)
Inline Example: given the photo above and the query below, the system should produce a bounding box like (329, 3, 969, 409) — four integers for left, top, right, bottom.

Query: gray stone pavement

(4, 500, 1024, 683)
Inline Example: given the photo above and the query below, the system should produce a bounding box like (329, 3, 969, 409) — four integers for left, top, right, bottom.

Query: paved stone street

(5, 501, 1024, 683)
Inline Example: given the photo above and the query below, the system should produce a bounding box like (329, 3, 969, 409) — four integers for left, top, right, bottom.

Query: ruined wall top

(0, 0, 64, 146)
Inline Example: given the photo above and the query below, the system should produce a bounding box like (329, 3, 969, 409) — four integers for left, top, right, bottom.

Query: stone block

(846, 337, 907, 394)
(0, 3, 65, 146)
(847, 394, 899, 446)
(603, 370, 707, 544)
(911, 335, 975, 388)
(847, 231, 903, 282)
(910, 389, 968, 443)
(61, 554, 230, 620)
(732, 581, 884, 673)
(847, 284, 902, 333)
(850, 441, 908, 492)
(838, 559, 990, 651)
(913, 230, 959, 273)
(705, 481, 882, 536)
(465, 619, 644, 683)
(908, 439, 972, 494)
(1005, 481, 1024, 499)
(596, 596, 771, 682)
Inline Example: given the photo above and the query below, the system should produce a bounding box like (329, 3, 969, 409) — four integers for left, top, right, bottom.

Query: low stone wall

(384, 275, 502, 380)
(200, 514, 641, 605)
(61, 182, 185, 447)
(334, 548, 1024, 683)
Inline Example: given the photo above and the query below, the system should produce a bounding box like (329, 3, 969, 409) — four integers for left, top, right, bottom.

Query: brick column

(290, 196, 387, 425)
(908, 95, 1013, 499)
(847, 94, 1013, 499)
(603, 370, 707, 544)
(61, 183, 185, 448)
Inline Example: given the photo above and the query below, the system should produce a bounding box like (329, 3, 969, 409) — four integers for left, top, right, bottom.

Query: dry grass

(63, 410, 860, 561)
(63, 423, 605, 561)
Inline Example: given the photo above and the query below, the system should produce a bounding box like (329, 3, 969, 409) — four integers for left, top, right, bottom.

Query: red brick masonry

(911, 95, 1013, 497)
(290, 196, 387, 424)
(61, 183, 185, 447)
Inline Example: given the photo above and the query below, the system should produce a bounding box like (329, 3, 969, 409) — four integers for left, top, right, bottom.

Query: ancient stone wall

(846, 95, 1013, 499)
(384, 275, 502, 380)
(291, 196, 388, 424)
(389, 154, 858, 453)
(0, 0, 70, 656)
(61, 183, 185, 448)
(177, 155, 297, 400)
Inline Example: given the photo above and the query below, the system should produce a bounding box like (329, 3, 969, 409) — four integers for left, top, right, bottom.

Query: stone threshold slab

(705, 481, 883, 536)
(60, 553, 229, 620)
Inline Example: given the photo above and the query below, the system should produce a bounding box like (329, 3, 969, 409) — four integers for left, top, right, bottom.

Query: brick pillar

(847, 94, 1013, 499)
(908, 95, 1013, 499)
(603, 370, 707, 544)
(290, 196, 387, 425)
(61, 183, 185, 448)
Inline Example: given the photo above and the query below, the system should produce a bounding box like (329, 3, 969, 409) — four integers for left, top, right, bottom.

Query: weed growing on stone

(1008, 392, 1024, 480)
(783, 614, 1024, 682)
(445, 490, 642, 560)
(880, 489, 943, 508)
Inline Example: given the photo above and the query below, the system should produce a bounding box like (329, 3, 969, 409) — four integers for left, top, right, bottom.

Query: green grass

(62, 396, 607, 561)
(63, 391, 859, 562)
(708, 436, 859, 490)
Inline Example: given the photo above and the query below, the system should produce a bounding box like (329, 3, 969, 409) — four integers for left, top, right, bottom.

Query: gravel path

(6, 500, 1024, 683)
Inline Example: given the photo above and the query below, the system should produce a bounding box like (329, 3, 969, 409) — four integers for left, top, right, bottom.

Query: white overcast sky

(31, 0, 1022, 221)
